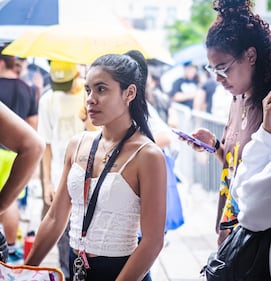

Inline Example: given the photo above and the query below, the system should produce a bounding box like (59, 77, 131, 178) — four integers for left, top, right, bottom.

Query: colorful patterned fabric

(219, 95, 262, 229)
(0, 261, 64, 281)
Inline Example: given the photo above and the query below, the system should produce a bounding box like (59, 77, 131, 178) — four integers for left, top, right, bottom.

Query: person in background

(14, 57, 45, 103)
(147, 101, 184, 233)
(130, 51, 184, 239)
(183, 0, 271, 246)
(38, 60, 85, 280)
(193, 67, 217, 113)
(25, 50, 166, 281)
(169, 61, 199, 110)
(146, 70, 171, 123)
(0, 46, 38, 264)
(13, 57, 45, 221)
(0, 101, 44, 217)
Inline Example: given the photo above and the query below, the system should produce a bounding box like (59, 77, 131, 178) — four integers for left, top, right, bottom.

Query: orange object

(24, 236, 35, 260)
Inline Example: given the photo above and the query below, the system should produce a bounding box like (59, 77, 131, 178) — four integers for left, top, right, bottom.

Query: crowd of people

(0, 0, 271, 280)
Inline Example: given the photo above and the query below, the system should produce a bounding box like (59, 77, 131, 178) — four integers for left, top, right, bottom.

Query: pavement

(18, 179, 218, 281)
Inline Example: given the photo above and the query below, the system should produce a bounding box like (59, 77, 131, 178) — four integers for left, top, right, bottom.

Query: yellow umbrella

(2, 23, 171, 64)
(130, 29, 173, 65)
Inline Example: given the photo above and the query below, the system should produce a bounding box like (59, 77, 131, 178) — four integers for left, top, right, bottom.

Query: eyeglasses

(205, 58, 237, 78)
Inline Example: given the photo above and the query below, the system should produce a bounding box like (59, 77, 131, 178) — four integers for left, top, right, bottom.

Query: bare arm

(24, 137, 76, 266)
(172, 91, 196, 103)
(116, 144, 167, 281)
(0, 102, 45, 213)
(42, 143, 56, 205)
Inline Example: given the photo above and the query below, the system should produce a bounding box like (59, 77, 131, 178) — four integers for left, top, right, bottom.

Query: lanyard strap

(81, 123, 137, 237)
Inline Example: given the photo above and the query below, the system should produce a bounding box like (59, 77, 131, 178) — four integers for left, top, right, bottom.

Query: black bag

(201, 225, 271, 281)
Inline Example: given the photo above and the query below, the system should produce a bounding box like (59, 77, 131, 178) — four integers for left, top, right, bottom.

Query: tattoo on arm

(78, 155, 88, 163)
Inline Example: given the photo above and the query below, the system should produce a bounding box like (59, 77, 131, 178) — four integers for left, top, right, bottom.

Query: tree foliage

(166, 0, 215, 54)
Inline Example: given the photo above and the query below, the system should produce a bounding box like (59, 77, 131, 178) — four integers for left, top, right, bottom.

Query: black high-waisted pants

(69, 248, 152, 281)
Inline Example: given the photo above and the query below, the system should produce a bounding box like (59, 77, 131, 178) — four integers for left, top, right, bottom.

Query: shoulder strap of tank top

(118, 141, 152, 174)
(72, 132, 87, 163)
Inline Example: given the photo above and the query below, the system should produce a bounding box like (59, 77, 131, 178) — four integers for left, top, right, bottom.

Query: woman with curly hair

(187, 0, 271, 245)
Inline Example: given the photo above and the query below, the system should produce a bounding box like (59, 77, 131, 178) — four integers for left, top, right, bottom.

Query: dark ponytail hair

(206, 0, 271, 105)
(124, 50, 155, 142)
(91, 50, 154, 142)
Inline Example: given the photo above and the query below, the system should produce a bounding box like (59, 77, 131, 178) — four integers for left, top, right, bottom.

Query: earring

(249, 56, 255, 63)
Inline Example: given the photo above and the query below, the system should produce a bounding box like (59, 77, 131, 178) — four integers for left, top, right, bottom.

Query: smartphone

(172, 129, 216, 153)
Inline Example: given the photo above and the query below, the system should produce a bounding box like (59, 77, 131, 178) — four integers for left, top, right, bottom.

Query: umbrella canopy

(1, 1, 172, 64)
(0, 0, 59, 45)
(173, 43, 207, 66)
(2, 23, 172, 64)
(129, 30, 173, 65)
(0, 0, 59, 25)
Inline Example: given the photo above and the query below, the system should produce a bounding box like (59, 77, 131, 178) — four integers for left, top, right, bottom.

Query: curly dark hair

(206, 0, 271, 105)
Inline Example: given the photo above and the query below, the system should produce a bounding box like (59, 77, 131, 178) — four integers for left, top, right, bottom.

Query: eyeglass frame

(204, 57, 237, 78)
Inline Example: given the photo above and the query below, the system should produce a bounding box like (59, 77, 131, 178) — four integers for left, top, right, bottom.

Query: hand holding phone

(172, 129, 216, 153)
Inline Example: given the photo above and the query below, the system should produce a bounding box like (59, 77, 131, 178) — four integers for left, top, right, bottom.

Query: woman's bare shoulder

(136, 135, 165, 162)
(66, 130, 101, 158)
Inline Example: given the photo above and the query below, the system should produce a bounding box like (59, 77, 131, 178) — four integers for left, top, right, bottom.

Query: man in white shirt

(38, 61, 85, 281)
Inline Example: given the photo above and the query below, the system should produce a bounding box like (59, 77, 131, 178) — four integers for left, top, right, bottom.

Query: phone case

(172, 129, 215, 153)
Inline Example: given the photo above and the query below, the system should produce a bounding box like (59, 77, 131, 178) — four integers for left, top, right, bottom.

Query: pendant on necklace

(102, 154, 109, 163)
(101, 138, 117, 164)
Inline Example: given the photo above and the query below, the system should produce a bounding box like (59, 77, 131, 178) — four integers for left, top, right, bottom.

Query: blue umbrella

(0, 0, 59, 25)
(173, 43, 207, 66)
(0, 0, 59, 45)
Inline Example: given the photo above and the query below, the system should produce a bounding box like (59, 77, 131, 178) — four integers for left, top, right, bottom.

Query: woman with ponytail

(185, 0, 271, 245)
(24, 50, 167, 281)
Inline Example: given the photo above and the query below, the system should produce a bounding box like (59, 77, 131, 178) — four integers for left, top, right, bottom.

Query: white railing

(171, 103, 226, 191)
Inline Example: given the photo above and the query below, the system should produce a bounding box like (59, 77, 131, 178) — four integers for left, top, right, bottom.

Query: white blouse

(68, 141, 150, 256)
(231, 126, 271, 232)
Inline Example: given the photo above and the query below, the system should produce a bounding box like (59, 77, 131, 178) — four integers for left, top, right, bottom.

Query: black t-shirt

(169, 78, 198, 109)
(202, 77, 217, 113)
(0, 78, 38, 119)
